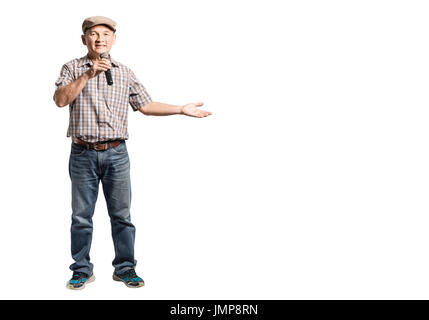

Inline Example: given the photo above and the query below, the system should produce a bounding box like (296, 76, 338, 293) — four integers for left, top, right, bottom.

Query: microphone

(100, 52, 113, 85)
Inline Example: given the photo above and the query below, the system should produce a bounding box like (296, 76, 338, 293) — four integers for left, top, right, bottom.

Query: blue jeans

(68, 141, 136, 275)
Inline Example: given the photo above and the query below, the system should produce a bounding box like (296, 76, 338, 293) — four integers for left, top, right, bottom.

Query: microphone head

(100, 52, 109, 59)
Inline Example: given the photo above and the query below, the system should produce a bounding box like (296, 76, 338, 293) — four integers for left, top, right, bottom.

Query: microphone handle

(105, 70, 113, 85)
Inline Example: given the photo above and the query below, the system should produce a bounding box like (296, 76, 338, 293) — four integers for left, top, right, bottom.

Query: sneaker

(66, 271, 95, 290)
(113, 268, 145, 288)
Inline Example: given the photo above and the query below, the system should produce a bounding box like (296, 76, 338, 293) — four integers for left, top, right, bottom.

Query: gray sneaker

(113, 268, 144, 288)
(66, 271, 95, 290)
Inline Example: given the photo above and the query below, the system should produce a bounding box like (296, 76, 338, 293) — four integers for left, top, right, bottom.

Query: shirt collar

(78, 54, 119, 68)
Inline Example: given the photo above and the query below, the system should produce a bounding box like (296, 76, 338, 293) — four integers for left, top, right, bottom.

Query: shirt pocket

(105, 78, 129, 113)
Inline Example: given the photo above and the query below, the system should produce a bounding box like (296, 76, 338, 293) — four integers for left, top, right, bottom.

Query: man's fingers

(96, 66, 110, 72)
(95, 61, 111, 69)
(197, 111, 211, 117)
(194, 102, 204, 107)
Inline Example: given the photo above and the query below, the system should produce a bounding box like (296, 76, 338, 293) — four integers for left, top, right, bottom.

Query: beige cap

(82, 16, 116, 33)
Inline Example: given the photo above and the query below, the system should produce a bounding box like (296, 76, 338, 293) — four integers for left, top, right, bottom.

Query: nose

(95, 34, 106, 41)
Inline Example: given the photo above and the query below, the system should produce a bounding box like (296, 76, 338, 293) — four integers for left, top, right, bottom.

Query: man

(54, 16, 212, 290)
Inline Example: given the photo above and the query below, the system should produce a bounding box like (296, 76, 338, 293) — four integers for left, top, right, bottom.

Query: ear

(112, 33, 116, 45)
(81, 34, 87, 46)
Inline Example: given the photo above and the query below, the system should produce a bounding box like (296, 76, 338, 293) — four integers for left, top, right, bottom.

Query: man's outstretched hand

(181, 102, 212, 118)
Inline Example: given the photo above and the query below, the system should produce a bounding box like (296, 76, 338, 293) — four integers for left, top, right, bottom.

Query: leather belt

(73, 138, 123, 151)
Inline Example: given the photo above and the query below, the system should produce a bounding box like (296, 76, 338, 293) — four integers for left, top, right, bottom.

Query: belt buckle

(94, 143, 106, 151)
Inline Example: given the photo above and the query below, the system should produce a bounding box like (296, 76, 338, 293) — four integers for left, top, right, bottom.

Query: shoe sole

(66, 274, 95, 290)
(112, 274, 145, 288)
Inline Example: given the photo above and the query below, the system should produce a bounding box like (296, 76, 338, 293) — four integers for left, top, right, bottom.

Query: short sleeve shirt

(54, 54, 152, 143)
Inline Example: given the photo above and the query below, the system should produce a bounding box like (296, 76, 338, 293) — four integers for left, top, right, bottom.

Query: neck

(88, 52, 109, 60)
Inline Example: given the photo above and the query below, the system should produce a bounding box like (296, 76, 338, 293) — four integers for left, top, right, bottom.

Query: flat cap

(82, 16, 116, 33)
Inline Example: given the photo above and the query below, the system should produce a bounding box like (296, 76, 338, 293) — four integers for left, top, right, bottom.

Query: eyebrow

(88, 30, 113, 34)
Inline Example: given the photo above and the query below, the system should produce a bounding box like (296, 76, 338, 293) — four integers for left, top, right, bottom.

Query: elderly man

(54, 16, 212, 290)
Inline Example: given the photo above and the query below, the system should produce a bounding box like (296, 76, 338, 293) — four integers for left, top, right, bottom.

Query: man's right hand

(85, 58, 111, 79)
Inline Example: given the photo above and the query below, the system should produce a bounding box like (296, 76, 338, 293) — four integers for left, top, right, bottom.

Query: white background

(0, 0, 428, 299)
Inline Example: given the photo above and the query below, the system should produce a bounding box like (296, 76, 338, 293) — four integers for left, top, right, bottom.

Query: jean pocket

(111, 141, 127, 154)
(70, 143, 87, 156)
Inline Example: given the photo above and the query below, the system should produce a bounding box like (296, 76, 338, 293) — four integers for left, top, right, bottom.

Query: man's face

(81, 25, 116, 58)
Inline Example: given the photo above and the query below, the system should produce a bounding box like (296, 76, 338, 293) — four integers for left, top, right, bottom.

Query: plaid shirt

(55, 54, 152, 143)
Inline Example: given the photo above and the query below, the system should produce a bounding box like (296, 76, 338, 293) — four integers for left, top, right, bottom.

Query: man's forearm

(54, 72, 90, 107)
(139, 101, 183, 116)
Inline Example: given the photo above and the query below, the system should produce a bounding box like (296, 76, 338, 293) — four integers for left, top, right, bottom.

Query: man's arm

(138, 101, 182, 116)
(54, 72, 90, 107)
(139, 101, 211, 118)
(54, 58, 111, 107)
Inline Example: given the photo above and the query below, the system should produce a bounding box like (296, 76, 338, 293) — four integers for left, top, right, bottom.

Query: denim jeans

(68, 141, 136, 275)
